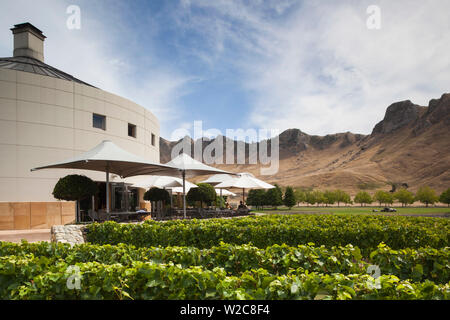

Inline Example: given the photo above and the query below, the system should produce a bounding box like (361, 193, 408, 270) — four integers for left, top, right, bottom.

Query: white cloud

(2, 0, 448, 139)
(176, 0, 450, 135)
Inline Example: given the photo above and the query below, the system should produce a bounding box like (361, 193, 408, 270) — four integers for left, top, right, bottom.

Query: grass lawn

(252, 206, 450, 216)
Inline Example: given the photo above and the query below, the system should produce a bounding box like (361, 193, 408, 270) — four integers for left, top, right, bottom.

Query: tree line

(354, 186, 450, 208)
(246, 185, 450, 209)
(50, 175, 450, 215)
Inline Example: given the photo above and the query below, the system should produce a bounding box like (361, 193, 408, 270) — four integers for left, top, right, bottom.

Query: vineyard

(0, 214, 449, 299)
(86, 215, 449, 251)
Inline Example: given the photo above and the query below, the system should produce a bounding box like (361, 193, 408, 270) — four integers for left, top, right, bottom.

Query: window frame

(92, 113, 106, 131)
(128, 123, 137, 138)
(151, 133, 156, 146)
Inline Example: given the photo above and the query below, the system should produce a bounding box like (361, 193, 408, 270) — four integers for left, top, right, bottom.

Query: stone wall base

(51, 225, 86, 245)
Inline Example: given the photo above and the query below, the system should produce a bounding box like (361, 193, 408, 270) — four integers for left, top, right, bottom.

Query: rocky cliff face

(160, 93, 450, 193)
(371, 100, 424, 135)
(159, 137, 178, 164)
(413, 93, 450, 135)
(277, 129, 366, 155)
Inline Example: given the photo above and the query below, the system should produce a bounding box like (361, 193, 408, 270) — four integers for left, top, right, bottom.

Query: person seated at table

(238, 201, 248, 210)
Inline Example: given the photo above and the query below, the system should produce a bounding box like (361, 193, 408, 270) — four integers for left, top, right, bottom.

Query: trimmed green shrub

(144, 187, 170, 204)
(52, 174, 98, 222)
(186, 183, 216, 207)
(52, 174, 98, 202)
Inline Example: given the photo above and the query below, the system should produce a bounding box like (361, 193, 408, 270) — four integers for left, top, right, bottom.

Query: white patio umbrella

(164, 153, 236, 218)
(124, 175, 197, 190)
(214, 172, 275, 203)
(215, 189, 236, 197)
(171, 185, 197, 194)
(202, 174, 235, 186)
(201, 173, 235, 198)
(124, 175, 198, 210)
(31, 140, 178, 214)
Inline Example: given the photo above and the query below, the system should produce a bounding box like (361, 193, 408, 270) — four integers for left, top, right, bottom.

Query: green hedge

(1, 255, 449, 300)
(1, 241, 448, 284)
(85, 215, 450, 251)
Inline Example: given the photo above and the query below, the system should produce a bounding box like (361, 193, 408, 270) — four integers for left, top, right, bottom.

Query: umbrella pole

(125, 184, 129, 212)
(169, 189, 173, 212)
(106, 164, 110, 214)
(182, 170, 186, 219)
(91, 195, 95, 221)
(243, 188, 245, 204)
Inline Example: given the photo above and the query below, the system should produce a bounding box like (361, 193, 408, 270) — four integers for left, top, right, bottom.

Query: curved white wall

(0, 68, 160, 202)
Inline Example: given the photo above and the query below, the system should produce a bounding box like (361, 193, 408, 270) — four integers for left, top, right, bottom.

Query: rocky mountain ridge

(160, 94, 450, 193)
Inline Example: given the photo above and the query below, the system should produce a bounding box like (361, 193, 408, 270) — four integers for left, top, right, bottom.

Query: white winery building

(0, 23, 160, 229)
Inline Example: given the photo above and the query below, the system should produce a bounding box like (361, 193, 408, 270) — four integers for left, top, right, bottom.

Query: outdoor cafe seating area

(31, 140, 272, 225)
(144, 206, 252, 222)
(83, 202, 252, 223)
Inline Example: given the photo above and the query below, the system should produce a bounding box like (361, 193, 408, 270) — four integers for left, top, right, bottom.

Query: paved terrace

(0, 229, 50, 243)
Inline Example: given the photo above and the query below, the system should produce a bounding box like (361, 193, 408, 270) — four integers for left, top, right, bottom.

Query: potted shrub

(144, 187, 171, 217)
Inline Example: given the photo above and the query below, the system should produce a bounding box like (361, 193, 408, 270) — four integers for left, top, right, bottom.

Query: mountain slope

(160, 94, 450, 194)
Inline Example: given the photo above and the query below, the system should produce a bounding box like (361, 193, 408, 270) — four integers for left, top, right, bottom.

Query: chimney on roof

(10, 23, 46, 62)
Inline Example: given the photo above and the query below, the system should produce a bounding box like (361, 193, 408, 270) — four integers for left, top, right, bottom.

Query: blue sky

(0, 0, 449, 140)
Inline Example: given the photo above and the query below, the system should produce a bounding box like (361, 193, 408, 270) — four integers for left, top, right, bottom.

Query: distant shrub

(357, 182, 380, 190)
(415, 186, 439, 207)
(440, 188, 450, 207)
(265, 184, 283, 209)
(374, 190, 394, 206)
(354, 191, 373, 207)
(394, 188, 415, 207)
(247, 189, 266, 209)
(283, 187, 296, 209)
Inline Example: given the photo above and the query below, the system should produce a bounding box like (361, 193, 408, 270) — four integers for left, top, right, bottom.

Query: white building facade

(0, 23, 160, 229)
